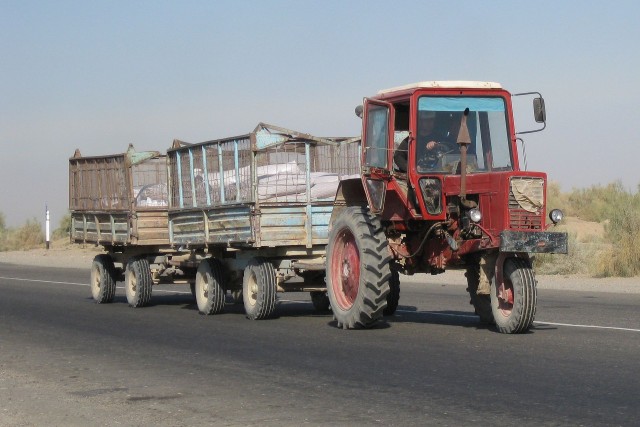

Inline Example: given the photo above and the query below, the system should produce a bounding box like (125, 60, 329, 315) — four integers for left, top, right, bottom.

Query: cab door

(361, 98, 394, 214)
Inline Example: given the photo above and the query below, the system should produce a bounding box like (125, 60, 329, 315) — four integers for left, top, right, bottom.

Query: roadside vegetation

(0, 212, 70, 252)
(1, 181, 639, 277)
(537, 181, 640, 277)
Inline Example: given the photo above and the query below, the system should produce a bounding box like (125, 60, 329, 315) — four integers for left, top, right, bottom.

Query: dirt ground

(0, 237, 103, 269)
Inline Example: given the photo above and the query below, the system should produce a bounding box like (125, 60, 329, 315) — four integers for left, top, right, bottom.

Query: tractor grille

(508, 177, 544, 230)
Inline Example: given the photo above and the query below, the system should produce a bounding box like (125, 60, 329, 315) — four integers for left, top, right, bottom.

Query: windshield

(416, 96, 512, 174)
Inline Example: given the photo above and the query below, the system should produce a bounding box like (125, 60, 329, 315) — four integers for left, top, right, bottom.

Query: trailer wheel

(195, 258, 225, 315)
(465, 260, 494, 324)
(124, 257, 153, 307)
(491, 257, 537, 334)
(326, 206, 391, 329)
(90, 254, 117, 304)
(383, 267, 400, 316)
(310, 291, 330, 312)
(242, 258, 277, 320)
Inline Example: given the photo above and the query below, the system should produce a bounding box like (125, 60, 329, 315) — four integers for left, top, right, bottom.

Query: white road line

(0, 276, 191, 294)
(0, 276, 87, 286)
(395, 309, 640, 332)
(3, 277, 639, 332)
(533, 321, 640, 333)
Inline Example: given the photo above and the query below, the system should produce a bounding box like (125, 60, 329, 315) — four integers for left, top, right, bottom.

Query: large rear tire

(243, 257, 277, 320)
(491, 257, 537, 334)
(465, 258, 494, 324)
(124, 257, 153, 307)
(326, 206, 391, 329)
(90, 254, 117, 304)
(195, 258, 226, 315)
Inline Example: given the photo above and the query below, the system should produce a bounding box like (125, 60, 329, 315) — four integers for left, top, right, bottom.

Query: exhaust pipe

(457, 108, 476, 209)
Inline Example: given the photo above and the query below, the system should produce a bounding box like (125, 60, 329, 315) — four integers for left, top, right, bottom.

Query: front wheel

(383, 267, 400, 316)
(310, 291, 330, 312)
(326, 206, 391, 329)
(124, 257, 153, 307)
(465, 258, 494, 324)
(491, 257, 537, 334)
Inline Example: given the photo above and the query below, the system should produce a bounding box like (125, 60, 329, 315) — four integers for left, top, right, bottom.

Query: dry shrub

(534, 232, 607, 275)
(1, 218, 44, 251)
(52, 213, 71, 240)
(543, 181, 640, 276)
(594, 200, 640, 277)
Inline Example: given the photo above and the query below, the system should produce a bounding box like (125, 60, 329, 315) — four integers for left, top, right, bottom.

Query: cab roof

(377, 81, 502, 95)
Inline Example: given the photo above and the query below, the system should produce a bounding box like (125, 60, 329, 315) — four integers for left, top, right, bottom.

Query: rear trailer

(69, 145, 195, 306)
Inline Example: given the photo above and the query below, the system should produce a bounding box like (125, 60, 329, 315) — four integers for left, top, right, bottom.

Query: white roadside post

(45, 203, 50, 250)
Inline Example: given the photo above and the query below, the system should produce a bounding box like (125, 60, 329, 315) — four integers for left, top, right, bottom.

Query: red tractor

(326, 81, 567, 333)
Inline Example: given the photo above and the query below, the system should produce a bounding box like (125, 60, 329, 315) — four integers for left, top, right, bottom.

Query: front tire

(326, 206, 391, 329)
(195, 258, 226, 315)
(90, 254, 117, 303)
(465, 258, 494, 324)
(310, 291, 330, 312)
(243, 257, 277, 320)
(383, 267, 400, 316)
(125, 257, 153, 307)
(491, 257, 537, 334)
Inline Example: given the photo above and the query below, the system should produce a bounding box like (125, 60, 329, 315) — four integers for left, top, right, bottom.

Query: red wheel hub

(330, 229, 360, 310)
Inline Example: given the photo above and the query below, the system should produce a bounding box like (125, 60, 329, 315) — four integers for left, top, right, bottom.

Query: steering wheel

(419, 141, 458, 169)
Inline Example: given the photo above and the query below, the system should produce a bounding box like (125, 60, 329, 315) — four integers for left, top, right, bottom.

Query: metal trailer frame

(69, 144, 197, 286)
(167, 123, 361, 295)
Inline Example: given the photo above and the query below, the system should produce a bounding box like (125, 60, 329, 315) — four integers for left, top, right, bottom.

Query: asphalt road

(1, 262, 639, 426)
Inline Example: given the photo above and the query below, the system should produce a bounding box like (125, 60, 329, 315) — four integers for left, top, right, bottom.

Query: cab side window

(364, 104, 389, 168)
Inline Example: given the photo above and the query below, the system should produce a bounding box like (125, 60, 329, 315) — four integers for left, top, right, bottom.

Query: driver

(416, 110, 459, 168)
(394, 110, 458, 172)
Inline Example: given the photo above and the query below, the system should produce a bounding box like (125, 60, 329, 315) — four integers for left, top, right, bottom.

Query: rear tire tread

(91, 254, 117, 304)
(196, 258, 226, 315)
(327, 206, 391, 329)
(125, 257, 153, 308)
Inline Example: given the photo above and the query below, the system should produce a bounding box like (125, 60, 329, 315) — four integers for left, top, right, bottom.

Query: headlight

(468, 208, 482, 223)
(549, 209, 564, 224)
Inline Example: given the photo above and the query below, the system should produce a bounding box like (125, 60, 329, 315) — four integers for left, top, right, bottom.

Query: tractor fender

(329, 178, 367, 230)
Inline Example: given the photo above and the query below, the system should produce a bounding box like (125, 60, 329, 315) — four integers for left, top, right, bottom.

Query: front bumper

(500, 230, 568, 254)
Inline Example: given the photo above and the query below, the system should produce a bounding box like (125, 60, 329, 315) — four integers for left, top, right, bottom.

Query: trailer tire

(91, 254, 117, 304)
(195, 258, 226, 315)
(491, 257, 537, 334)
(384, 267, 400, 316)
(326, 206, 391, 329)
(465, 260, 494, 324)
(310, 291, 330, 312)
(124, 257, 153, 308)
(243, 258, 277, 320)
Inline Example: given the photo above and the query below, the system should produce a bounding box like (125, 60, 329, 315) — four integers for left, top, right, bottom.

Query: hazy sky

(1, 0, 639, 227)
